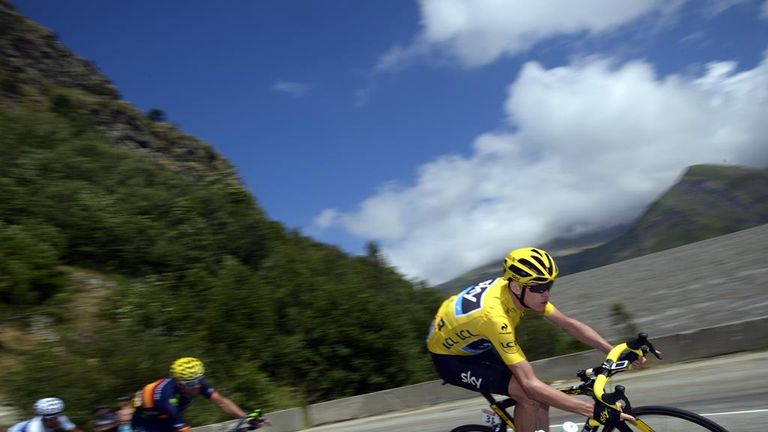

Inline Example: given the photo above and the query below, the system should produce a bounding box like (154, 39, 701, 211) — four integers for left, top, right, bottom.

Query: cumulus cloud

(272, 80, 310, 97)
(313, 209, 339, 229)
(318, 52, 768, 285)
(378, 0, 683, 69)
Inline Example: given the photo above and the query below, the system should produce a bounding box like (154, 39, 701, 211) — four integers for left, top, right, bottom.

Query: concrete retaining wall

(302, 316, 768, 428)
(192, 407, 306, 432)
(194, 315, 768, 432)
(533, 315, 768, 382)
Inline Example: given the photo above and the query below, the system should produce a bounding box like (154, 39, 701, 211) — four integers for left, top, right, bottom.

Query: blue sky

(13, 0, 768, 284)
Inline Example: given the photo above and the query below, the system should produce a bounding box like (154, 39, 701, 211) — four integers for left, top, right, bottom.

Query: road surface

(302, 350, 768, 431)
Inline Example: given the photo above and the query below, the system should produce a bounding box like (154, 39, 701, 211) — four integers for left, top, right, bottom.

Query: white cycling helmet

(34, 397, 65, 417)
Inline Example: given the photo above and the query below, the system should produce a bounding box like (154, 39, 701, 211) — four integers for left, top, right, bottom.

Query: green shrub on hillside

(0, 105, 445, 423)
(0, 222, 65, 309)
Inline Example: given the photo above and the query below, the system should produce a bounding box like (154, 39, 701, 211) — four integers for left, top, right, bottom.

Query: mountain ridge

(436, 163, 768, 292)
(0, 0, 241, 184)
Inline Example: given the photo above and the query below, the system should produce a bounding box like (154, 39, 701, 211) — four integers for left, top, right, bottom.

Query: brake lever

(645, 341, 662, 360)
(629, 332, 662, 360)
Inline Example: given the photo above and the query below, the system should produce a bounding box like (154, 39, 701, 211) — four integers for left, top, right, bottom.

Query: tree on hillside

(146, 108, 167, 123)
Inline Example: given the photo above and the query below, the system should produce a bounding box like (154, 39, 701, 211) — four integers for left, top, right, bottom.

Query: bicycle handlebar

(227, 409, 266, 432)
(587, 333, 662, 408)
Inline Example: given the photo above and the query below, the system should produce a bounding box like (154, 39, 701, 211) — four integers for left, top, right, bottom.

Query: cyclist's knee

(506, 387, 548, 412)
(516, 398, 547, 411)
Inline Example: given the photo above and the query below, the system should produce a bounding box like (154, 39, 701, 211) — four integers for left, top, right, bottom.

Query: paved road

(302, 350, 768, 431)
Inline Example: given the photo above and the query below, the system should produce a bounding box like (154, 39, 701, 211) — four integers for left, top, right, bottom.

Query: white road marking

(549, 408, 768, 429)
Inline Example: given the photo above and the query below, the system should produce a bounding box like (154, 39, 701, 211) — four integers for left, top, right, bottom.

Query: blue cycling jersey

(131, 378, 215, 432)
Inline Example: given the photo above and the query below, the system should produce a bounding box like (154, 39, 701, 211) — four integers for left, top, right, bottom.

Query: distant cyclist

(427, 247, 642, 432)
(8, 398, 82, 432)
(131, 357, 267, 432)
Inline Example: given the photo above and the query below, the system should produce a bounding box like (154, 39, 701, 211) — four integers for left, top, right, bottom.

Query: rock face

(0, 0, 241, 181)
(0, 0, 118, 98)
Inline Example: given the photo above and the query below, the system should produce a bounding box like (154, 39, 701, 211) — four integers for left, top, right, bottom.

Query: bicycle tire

(449, 425, 493, 432)
(603, 405, 728, 432)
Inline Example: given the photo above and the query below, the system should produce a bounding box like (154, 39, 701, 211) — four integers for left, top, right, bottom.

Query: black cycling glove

(593, 402, 621, 426)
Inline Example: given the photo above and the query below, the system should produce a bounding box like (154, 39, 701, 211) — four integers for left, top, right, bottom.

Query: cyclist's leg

(432, 351, 548, 432)
(506, 374, 548, 432)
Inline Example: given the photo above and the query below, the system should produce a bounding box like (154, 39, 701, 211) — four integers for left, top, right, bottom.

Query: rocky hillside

(0, 0, 238, 180)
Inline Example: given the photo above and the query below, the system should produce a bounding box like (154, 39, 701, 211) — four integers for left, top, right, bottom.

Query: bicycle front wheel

(449, 425, 493, 432)
(604, 405, 728, 432)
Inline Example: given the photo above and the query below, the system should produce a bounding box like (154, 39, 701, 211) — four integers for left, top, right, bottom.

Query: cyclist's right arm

(508, 360, 594, 417)
(507, 360, 637, 423)
(160, 401, 189, 432)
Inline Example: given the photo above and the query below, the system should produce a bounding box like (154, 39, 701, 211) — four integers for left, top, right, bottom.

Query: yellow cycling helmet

(170, 357, 205, 381)
(503, 247, 559, 285)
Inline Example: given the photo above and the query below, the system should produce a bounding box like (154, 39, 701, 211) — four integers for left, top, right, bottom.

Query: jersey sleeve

(483, 315, 526, 365)
(8, 420, 29, 432)
(57, 416, 77, 431)
(199, 379, 215, 399)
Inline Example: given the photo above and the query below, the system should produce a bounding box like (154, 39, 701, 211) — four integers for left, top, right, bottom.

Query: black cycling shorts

(431, 350, 512, 396)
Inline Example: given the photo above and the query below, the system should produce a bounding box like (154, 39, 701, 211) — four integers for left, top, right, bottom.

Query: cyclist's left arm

(56, 415, 81, 432)
(545, 307, 613, 354)
(209, 392, 246, 418)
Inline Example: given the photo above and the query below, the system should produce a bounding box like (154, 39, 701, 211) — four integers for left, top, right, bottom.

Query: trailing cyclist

(8, 398, 83, 432)
(427, 247, 641, 432)
(130, 357, 267, 432)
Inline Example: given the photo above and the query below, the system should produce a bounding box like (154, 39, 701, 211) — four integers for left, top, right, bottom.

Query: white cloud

(378, 0, 684, 69)
(313, 209, 339, 229)
(272, 80, 310, 97)
(680, 31, 709, 48)
(700, 0, 751, 18)
(319, 52, 768, 285)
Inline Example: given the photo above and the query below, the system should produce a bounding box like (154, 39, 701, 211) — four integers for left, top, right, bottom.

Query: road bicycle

(450, 333, 728, 432)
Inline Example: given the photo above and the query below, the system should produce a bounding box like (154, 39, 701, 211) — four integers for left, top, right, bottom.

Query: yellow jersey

(426, 277, 555, 365)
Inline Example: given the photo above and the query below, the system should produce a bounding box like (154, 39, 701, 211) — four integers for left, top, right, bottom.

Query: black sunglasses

(526, 281, 553, 293)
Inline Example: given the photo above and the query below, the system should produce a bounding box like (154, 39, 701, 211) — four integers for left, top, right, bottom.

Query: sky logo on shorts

(461, 371, 483, 389)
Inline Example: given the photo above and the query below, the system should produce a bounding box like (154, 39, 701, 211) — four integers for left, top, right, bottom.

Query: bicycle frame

(474, 333, 661, 432)
(480, 392, 516, 431)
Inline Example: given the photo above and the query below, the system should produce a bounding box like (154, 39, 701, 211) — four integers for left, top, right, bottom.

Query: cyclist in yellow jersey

(427, 247, 640, 432)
